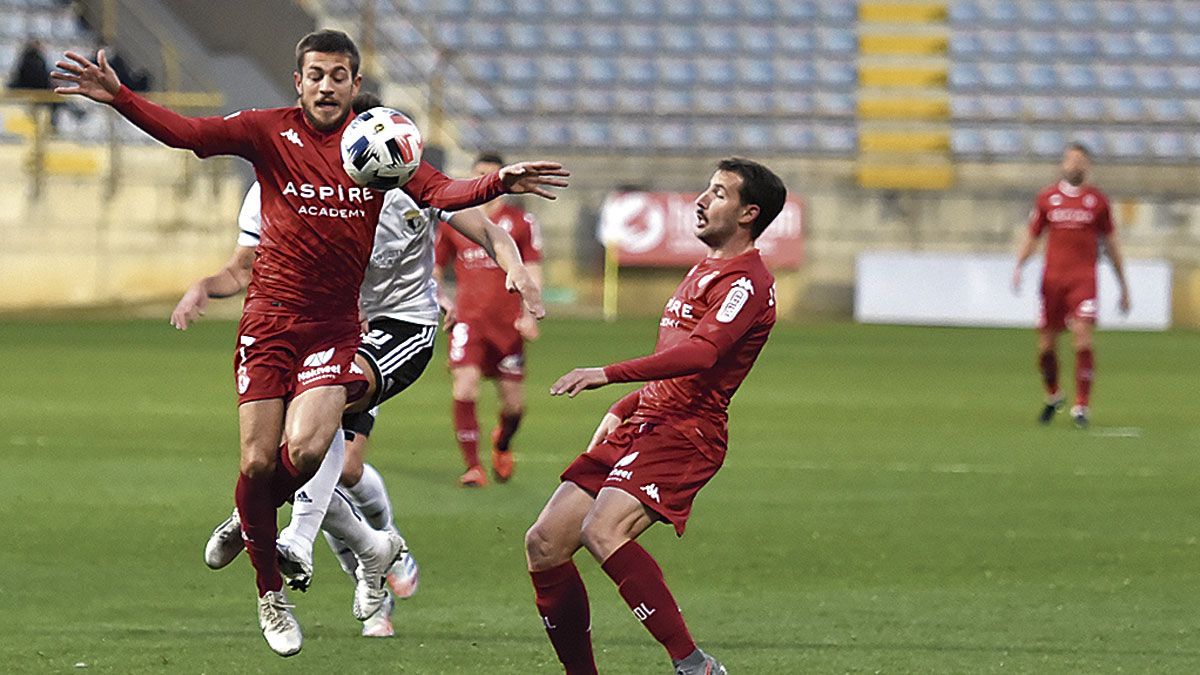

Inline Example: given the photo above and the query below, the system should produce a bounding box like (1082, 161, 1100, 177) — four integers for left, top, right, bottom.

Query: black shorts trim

(357, 318, 437, 410)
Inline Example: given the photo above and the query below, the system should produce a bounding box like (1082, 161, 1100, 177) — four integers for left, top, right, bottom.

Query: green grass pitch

(0, 317, 1196, 673)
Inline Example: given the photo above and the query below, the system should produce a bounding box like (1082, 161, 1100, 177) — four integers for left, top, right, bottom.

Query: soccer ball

(340, 107, 423, 190)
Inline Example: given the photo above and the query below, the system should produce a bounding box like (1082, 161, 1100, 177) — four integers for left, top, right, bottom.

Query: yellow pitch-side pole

(602, 238, 619, 322)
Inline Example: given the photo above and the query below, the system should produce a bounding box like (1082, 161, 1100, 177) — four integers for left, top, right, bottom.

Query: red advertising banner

(598, 191, 804, 268)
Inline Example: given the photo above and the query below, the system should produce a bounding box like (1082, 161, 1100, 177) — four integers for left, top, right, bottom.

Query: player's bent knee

(525, 522, 571, 569)
(579, 518, 623, 560)
(239, 453, 275, 478)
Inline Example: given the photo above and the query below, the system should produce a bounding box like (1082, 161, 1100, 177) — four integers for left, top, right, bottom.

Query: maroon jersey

(110, 86, 504, 319)
(1028, 180, 1114, 286)
(633, 250, 776, 445)
(435, 202, 542, 328)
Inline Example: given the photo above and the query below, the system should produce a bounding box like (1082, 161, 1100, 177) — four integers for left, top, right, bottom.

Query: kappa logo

(350, 362, 364, 375)
(280, 128, 304, 148)
(696, 270, 720, 291)
(640, 483, 661, 503)
(303, 348, 336, 368)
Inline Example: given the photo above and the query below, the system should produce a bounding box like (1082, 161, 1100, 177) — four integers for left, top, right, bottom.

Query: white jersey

(237, 182, 444, 325)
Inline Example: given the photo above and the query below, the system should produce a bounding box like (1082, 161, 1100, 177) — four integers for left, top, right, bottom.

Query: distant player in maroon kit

(52, 30, 567, 656)
(434, 152, 543, 487)
(1013, 142, 1130, 428)
(525, 158, 786, 675)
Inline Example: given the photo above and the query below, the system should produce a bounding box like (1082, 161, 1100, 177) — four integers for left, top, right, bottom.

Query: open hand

(170, 285, 209, 330)
(505, 265, 545, 321)
(550, 367, 608, 397)
(499, 161, 569, 200)
(52, 50, 121, 103)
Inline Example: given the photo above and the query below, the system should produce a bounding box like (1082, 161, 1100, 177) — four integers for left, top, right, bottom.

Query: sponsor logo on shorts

(640, 483, 661, 503)
(350, 362, 364, 375)
(499, 354, 524, 374)
(606, 451, 638, 482)
(297, 363, 342, 385)
(237, 367, 250, 395)
(303, 347, 336, 368)
(1077, 298, 1097, 318)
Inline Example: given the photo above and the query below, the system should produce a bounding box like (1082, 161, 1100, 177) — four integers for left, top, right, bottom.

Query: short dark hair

(296, 29, 360, 77)
(351, 91, 382, 114)
(1066, 141, 1092, 159)
(717, 157, 787, 239)
(474, 151, 505, 167)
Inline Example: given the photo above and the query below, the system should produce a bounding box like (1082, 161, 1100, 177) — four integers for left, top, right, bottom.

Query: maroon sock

(235, 471, 282, 596)
(453, 399, 480, 467)
(600, 540, 696, 661)
(270, 443, 318, 508)
(1038, 350, 1059, 398)
(530, 561, 597, 675)
(494, 412, 522, 452)
(1075, 348, 1094, 406)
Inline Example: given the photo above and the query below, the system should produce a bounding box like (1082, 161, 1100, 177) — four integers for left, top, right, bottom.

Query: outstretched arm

(446, 208, 544, 320)
(403, 161, 569, 211)
(170, 246, 256, 330)
(549, 337, 719, 397)
(1012, 230, 1039, 293)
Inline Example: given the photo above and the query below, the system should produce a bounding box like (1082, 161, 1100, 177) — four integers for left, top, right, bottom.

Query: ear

(352, 73, 362, 96)
(739, 203, 760, 227)
(293, 71, 302, 97)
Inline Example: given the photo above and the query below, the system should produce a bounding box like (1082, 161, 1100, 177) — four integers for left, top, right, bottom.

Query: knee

(452, 373, 481, 401)
(239, 451, 275, 478)
(501, 402, 524, 418)
(579, 517, 621, 561)
(287, 427, 337, 473)
(525, 522, 569, 570)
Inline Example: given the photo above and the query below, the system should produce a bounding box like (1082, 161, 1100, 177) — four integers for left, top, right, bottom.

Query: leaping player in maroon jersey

(525, 158, 785, 675)
(53, 29, 568, 656)
(434, 151, 544, 487)
(1012, 142, 1130, 429)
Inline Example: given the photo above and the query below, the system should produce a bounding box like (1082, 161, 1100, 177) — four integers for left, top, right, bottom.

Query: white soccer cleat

(257, 589, 302, 657)
(387, 551, 420, 599)
(276, 539, 314, 592)
(204, 508, 244, 569)
(352, 530, 406, 620)
(360, 590, 395, 638)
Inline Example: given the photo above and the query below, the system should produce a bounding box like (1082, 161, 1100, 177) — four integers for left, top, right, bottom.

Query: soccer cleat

(1038, 395, 1064, 425)
(258, 589, 302, 657)
(361, 590, 395, 638)
(673, 649, 727, 675)
(1071, 405, 1089, 429)
(204, 508, 244, 569)
(387, 550, 420, 599)
(276, 539, 314, 593)
(352, 530, 407, 620)
(491, 444, 515, 483)
(459, 464, 487, 487)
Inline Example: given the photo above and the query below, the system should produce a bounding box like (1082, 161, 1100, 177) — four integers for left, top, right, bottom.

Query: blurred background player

(1013, 142, 1131, 428)
(434, 152, 543, 487)
(526, 158, 786, 675)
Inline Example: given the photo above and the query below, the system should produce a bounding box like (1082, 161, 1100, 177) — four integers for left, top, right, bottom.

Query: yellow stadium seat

(859, 34, 948, 56)
(860, 66, 948, 88)
(857, 164, 955, 190)
(858, 97, 950, 120)
(859, 3, 948, 23)
(859, 130, 951, 153)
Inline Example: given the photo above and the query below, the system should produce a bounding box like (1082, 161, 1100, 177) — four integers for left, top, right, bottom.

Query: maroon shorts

(233, 311, 368, 406)
(1040, 278, 1097, 332)
(560, 419, 724, 536)
(447, 320, 525, 380)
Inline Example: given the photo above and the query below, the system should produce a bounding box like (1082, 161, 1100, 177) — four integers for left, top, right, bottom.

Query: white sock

(321, 487, 384, 556)
(323, 530, 359, 581)
(278, 430, 345, 557)
(344, 462, 396, 532)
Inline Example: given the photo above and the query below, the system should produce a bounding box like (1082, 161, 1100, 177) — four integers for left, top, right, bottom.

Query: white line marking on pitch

(1090, 427, 1142, 438)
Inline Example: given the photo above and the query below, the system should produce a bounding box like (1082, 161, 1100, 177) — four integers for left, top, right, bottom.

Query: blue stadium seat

(509, 0, 545, 17)
(1182, 100, 1200, 123)
(983, 128, 1022, 155)
(539, 57, 576, 84)
(662, 0, 698, 20)
(1018, 0, 1058, 23)
(1098, 1, 1137, 26)
(949, 63, 983, 90)
(581, 0, 619, 17)
(1023, 96, 1066, 120)
(654, 122, 691, 149)
(948, 0, 983, 24)
(1064, 97, 1104, 121)
(700, 0, 738, 19)
(1137, 2, 1177, 26)
(1180, 3, 1200, 28)
(534, 87, 574, 113)
(1106, 97, 1145, 122)
(738, 25, 776, 54)
(1179, 33, 1200, 58)
(1171, 66, 1200, 93)
(693, 89, 735, 115)
(612, 121, 651, 149)
(1099, 33, 1136, 59)
(1021, 64, 1058, 91)
(662, 26, 699, 53)
(814, 92, 854, 117)
(530, 120, 570, 147)
(737, 0, 778, 21)
(1019, 31, 1059, 58)
(696, 57, 735, 86)
(815, 60, 855, 87)
(814, 124, 856, 154)
(583, 25, 620, 51)
(693, 122, 732, 149)
(1096, 65, 1136, 92)
(621, 24, 657, 52)
(980, 30, 1019, 58)
(578, 57, 618, 84)
(1135, 31, 1175, 60)
(982, 95, 1020, 119)
(463, 21, 504, 49)
(613, 87, 654, 114)
(1069, 130, 1106, 155)
(980, 0, 1019, 23)
(1136, 66, 1173, 92)
(657, 58, 695, 86)
(0, 11, 25, 37)
(734, 91, 773, 115)
(777, 0, 816, 21)
(624, 0, 660, 19)
(951, 95, 986, 119)
(1057, 31, 1100, 58)
(772, 90, 815, 116)
(818, 1, 857, 23)
(1027, 129, 1066, 157)
(1105, 131, 1147, 159)
(1149, 131, 1189, 161)
(496, 86, 534, 110)
(485, 119, 530, 147)
(616, 56, 655, 85)
(653, 88, 693, 115)
(981, 63, 1020, 89)
(737, 58, 774, 87)
(570, 119, 610, 147)
(774, 27, 815, 54)
(948, 30, 983, 57)
(462, 54, 499, 81)
(774, 58, 816, 86)
(1146, 97, 1187, 123)
(505, 22, 541, 50)
(546, 25, 583, 51)
(699, 26, 737, 52)
(1056, 64, 1099, 91)
(817, 28, 856, 54)
(734, 123, 775, 152)
(457, 90, 495, 116)
(499, 56, 537, 82)
(474, 0, 508, 16)
(775, 123, 815, 152)
(574, 87, 616, 113)
(951, 128, 985, 156)
(1057, 2, 1095, 25)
